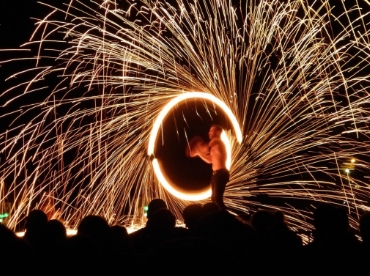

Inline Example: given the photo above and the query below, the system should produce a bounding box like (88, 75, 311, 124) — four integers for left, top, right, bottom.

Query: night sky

(1, 1, 369, 207)
(0, 0, 235, 192)
(0, 1, 57, 127)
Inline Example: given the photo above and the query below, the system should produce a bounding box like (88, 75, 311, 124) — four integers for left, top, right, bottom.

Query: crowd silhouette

(0, 200, 369, 275)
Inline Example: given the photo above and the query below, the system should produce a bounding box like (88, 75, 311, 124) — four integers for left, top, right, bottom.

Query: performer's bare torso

(189, 125, 229, 210)
(207, 138, 227, 171)
(196, 126, 227, 171)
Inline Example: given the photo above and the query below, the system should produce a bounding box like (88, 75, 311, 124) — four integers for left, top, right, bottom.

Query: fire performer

(186, 125, 228, 210)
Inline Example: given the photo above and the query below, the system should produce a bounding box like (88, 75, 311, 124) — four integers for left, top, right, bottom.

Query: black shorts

(211, 168, 229, 209)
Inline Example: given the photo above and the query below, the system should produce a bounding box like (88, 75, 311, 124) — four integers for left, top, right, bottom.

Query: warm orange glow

(148, 92, 242, 201)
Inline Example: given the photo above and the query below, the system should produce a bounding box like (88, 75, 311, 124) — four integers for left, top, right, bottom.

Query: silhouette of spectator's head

(251, 210, 275, 239)
(201, 202, 218, 217)
(315, 207, 360, 274)
(334, 207, 349, 232)
(147, 208, 176, 232)
(274, 210, 286, 224)
(25, 209, 48, 231)
(147, 198, 167, 220)
(313, 204, 336, 233)
(198, 210, 242, 238)
(272, 210, 290, 232)
(45, 219, 66, 244)
(313, 204, 349, 238)
(78, 215, 110, 245)
(24, 209, 48, 246)
(110, 225, 128, 243)
(183, 203, 202, 229)
(360, 212, 370, 244)
(197, 209, 259, 272)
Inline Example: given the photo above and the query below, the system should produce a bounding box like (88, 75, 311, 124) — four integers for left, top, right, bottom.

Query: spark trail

(1, 0, 370, 238)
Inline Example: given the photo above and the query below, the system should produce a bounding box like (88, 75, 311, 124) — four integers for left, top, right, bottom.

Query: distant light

(16, 228, 77, 237)
(67, 229, 77, 236)
(345, 168, 350, 174)
(0, 213, 9, 219)
(16, 231, 25, 237)
(0, 219, 3, 223)
(351, 158, 355, 163)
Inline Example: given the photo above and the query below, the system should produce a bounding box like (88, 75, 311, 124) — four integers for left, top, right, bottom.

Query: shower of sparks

(1, 0, 370, 237)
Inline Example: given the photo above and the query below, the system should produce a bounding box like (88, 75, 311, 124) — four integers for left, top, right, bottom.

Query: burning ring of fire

(148, 92, 242, 201)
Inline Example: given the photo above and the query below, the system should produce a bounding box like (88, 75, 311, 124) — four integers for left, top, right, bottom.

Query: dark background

(1, 1, 369, 212)
(0, 0, 235, 192)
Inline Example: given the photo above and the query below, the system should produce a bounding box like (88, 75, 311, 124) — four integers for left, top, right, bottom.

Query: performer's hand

(185, 145, 194, 157)
(185, 136, 204, 157)
(197, 143, 209, 155)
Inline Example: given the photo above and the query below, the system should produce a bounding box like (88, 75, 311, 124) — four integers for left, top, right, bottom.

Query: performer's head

(209, 124, 223, 139)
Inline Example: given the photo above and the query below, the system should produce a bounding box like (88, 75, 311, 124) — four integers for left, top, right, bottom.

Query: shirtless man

(189, 125, 229, 210)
